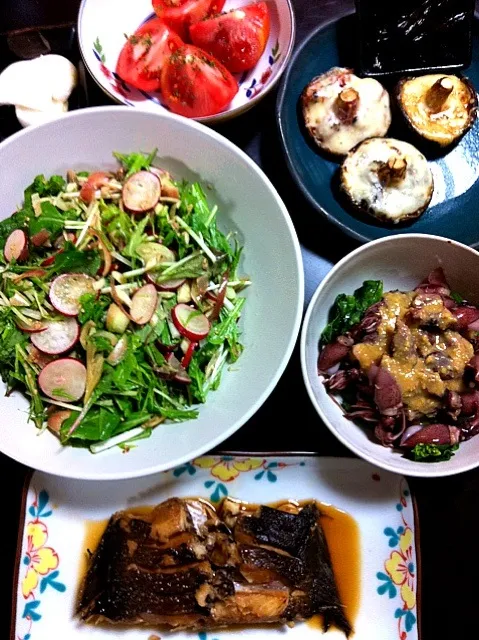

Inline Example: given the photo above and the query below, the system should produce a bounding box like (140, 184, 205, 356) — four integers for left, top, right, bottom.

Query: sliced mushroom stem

(378, 156, 408, 187)
(425, 77, 454, 113)
(334, 88, 359, 123)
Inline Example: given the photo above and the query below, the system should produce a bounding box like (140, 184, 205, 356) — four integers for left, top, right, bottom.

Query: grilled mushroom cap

(301, 67, 391, 157)
(340, 138, 434, 224)
(397, 74, 477, 147)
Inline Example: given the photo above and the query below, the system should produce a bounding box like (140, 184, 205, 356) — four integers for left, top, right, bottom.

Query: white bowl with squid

(301, 233, 479, 477)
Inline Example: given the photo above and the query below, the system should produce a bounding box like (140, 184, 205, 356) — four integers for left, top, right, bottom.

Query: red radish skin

(49, 273, 96, 316)
(130, 284, 158, 325)
(31, 229, 51, 247)
(122, 171, 161, 213)
(181, 341, 197, 369)
(172, 303, 210, 341)
(12, 269, 47, 282)
(38, 358, 86, 401)
(47, 410, 72, 434)
(79, 171, 110, 203)
(16, 319, 47, 334)
(148, 275, 185, 291)
(41, 251, 63, 267)
(31, 317, 80, 354)
(4, 229, 28, 262)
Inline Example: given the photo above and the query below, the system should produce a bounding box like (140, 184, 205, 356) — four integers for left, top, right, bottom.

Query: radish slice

(80, 171, 110, 203)
(122, 171, 161, 212)
(16, 319, 47, 334)
(38, 358, 86, 401)
(165, 352, 191, 384)
(50, 273, 96, 316)
(47, 410, 72, 434)
(148, 274, 185, 291)
(31, 229, 51, 247)
(4, 229, 28, 262)
(136, 242, 175, 265)
(130, 284, 158, 325)
(31, 317, 79, 354)
(172, 303, 210, 341)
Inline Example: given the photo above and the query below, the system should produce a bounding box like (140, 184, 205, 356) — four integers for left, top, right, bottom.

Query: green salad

(0, 150, 249, 453)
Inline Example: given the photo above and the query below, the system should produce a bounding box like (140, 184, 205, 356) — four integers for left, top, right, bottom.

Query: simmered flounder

(301, 67, 391, 156)
(340, 138, 434, 224)
(397, 74, 477, 146)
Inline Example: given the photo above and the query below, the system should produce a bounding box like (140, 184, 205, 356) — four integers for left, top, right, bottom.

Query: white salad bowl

(0, 106, 303, 480)
(78, 0, 295, 123)
(301, 234, 479, 478)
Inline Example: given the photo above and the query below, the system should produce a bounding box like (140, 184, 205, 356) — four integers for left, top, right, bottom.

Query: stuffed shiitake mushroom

(340, 138, 434, 224)
(301, 67, 392, 157)
(397, 74, 478, 147)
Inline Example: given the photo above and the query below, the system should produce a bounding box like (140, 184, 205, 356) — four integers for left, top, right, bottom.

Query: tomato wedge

(152, 0, 226, 40)
(189, 2, 271, 73)
(161, 44, 238, 117)
(116, 18, 183, 92)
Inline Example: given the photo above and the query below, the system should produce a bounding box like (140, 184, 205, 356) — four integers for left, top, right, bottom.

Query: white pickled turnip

(122, 171, 161, 212)
(38, 358, 86, 401)
(130, 284, 158, 325)
(172, 303, 210, 341)
(4, 229, 28, 262)
(31, 316, 79, 354)
(50, 273, 96, 316)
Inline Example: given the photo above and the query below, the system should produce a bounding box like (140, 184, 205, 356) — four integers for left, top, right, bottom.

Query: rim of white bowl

(300, 233, 479, 478)
(0, 106, 304, 480)
(77, 0, 296, 125)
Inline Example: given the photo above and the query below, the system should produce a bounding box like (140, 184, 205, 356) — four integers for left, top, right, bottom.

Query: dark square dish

(355, 0, 475, 77)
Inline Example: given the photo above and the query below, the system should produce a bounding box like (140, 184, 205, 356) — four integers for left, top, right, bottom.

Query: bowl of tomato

(78, 0, 295, 122)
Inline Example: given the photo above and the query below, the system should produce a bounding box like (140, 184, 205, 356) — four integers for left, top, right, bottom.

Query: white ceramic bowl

(301, 234, 479, 478)
(0, 106, 303, 480)
(78, 0, 295, 123)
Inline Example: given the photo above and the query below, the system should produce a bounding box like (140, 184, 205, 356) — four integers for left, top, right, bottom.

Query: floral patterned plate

(12, 455, 420, 640)
(77, 0, 295, 123)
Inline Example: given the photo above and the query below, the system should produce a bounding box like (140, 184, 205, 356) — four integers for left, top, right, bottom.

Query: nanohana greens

(0, 151, 250, 453)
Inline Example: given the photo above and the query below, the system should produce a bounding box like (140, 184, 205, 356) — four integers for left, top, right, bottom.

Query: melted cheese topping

(399, 74, 477, 146)
(302, 67, 391, 155)
(352, 291, 473, 416)
(341, 138, 434, 222)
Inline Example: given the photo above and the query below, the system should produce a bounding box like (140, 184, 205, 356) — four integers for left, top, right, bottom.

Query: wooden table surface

(1, 1, 479, 638)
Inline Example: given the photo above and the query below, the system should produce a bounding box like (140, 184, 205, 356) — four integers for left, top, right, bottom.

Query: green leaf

(31, 174, 66, 198)
(61, 407, 120, 443)
(78, 293, 110, 325)
(179, 182, 232, 257)
(208, 297, 245, 345)
(409, 443, 459, 462)
(155, 253, 208, 283)
(100, 202, 132, 250)
(29, 202, 65, 238)
(321, 280, 383, 345)
(51, 242, 101, 276)
(450, 292, 464, 304)
(113, 149, 157, 178)
(124, 215, 149, 258)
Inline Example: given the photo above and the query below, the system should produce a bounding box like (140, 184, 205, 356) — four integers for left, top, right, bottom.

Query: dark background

(1, 0, 479, 637)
